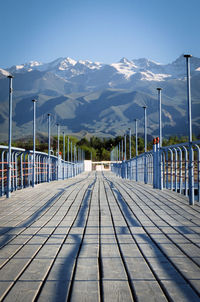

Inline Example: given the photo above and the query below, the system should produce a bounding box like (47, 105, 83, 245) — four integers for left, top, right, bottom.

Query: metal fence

(111, 140, 200, 205)
(0, 145, 84, 197)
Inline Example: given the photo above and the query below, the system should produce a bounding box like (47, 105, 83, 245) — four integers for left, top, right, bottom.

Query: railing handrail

(0, 145, 84, 198)
(0, 145, 26, 152)
(111, 140, 200, 205)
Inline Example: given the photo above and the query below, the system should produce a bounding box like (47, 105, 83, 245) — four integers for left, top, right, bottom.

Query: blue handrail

(111, 140, 200, 205)
(0, 146, 84, 198)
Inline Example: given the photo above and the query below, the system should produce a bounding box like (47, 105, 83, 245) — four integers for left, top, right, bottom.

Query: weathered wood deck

(0, 171, 200, 302)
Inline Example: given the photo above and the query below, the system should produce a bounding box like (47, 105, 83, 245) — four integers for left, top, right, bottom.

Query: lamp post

(135, 119, 138, 157)
(71, 141, 73, 162)
(143, 106, 147, 184)
(124, 134, 127, 161)
(62, 131, 65, 180)
(157, 88, 162, 147)
(57, 124, 60, 157)
(143, 106, 147, 152)
(67, 137, 69, 162)
(121, 139, 123, 160)
(63, 131, 65, 161)
(56, 123, 60, 180)
(7, 75, 13, 198)
(135, 119, 138, 182)
(184, 55, 193, 143)
(32, 99, 37, 188)
(129, 128, 131, 159)
(184, 54, 194, 205)
(47, 114, 51, 182)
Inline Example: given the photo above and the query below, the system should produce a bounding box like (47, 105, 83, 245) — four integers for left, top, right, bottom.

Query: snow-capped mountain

(5, 55, 200, 84)
(0, 55, 200, 140)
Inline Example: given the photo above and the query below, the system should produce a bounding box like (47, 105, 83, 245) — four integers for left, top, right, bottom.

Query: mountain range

(0, 55, 200, 141)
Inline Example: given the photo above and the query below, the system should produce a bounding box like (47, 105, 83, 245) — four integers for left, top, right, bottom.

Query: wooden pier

(0, 171, 200, 301)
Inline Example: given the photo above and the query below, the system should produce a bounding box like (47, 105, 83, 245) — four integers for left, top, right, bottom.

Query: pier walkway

(0, 171, 200, 302)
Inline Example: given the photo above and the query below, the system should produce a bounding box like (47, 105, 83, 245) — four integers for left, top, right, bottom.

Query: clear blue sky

(0, 0, 200, 68)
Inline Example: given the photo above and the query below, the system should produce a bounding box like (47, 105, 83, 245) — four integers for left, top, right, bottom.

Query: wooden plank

(0, 171, 200, 301)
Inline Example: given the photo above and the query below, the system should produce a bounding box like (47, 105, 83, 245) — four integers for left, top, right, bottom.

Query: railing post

(159, 140, 163, 190)
(184, 54, 194, 205)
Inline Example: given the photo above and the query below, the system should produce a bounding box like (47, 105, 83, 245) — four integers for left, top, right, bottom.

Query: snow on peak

(77, 60, 102, 70)
(140, 71, 171, 81)
(58, 57, 77, 70)
(0, 68, 10, 77)
(133, 58, 161, 69)
(29, 61, 42, 67)
(111, 58, 138, 78)
(119, 57, 133, 64)
(64, 57, 77, 65)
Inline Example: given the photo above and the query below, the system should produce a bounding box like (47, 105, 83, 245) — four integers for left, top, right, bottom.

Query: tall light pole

(121, 138, 123, 160)
(63, 131, 65, 161)
(124, 134, 127, 161)
(71, 141, 73, 162)
(129, 128, 131, 159)
(184, 54, 194, 205)
(47, 113, 51, 182)
(143, 106, 147, 184)
(157, 88, 162, 147)
(184, 55, 193, 143)
(32, 99, 37, 188)
(135, 119, 138, 181)
(57, 124, 60, 157)
(135, 119, 138, 157)
(143, 106, 147, 152)
(67, 136, 69, 162)
(7, 75, 13, 198)
(56, 123, 60, 180)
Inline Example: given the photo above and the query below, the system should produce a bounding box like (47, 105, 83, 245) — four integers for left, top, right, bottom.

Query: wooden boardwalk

(0, 171, 200, 302)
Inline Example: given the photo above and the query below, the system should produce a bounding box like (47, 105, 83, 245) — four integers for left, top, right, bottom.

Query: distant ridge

(0, 55, 200, 140)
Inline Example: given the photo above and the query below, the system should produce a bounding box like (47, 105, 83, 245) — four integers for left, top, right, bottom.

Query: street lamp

(7, 75, 14, 198)
(157, 88, 162, 147)
(129, 128, 131, 159)
(143, 106, 147, 152)
(67, 136, 69, 162)
(57, 123, 60, 157)
(63, 131, 65, 161)
(143, 106, 147, 184)
(135, 119, 138, 157)
(184, 54, 193, 143)
(135, 119, 138, 181)
(47, 114, 51, 182)
(184, 54, 194, 205)
(32, 99, 37, 188)
(124, 134, 127, 161)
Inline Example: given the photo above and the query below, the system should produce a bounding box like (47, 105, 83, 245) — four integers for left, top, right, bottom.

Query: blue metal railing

(0, 145, 84, 197)
(111, 140, 200, 205)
